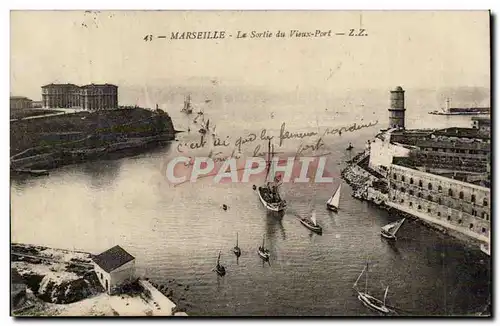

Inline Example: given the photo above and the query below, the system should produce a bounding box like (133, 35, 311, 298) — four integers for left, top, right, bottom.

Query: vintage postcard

(10, 10, 491, 317)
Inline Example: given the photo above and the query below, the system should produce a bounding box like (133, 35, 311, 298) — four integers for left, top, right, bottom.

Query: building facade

(389, 128, 490, 174)
(387, 164, 490, 243)
(42, 83, 80, 108)
(41, 83, 118, 110)
(80, 84, 118, 110)
(31, 101, 43, 108)
(368, 131, 412, 172)
(471, 116, 491, 133)
(92, 245, 136, 295)
(10, 96, 33, 110)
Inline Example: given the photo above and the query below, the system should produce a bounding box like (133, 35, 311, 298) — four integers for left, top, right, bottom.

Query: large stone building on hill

(42, 83, 118, 110)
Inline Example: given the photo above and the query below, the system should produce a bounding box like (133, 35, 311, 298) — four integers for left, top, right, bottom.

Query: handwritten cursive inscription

(234, 133, 257, 152)
(296, 138, 325, 156)
(260, 129, 274, 141)
(213, 136, 231, 147)
(175, 119, 379, 156)
(279, 122, 318, 146)
(177, 136, 207, 153)
(323, 120, 378, 136)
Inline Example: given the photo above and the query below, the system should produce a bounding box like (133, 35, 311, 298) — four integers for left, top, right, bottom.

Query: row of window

(391, 174, 489, 206)
(423, 147, 485, 154)
(391, 190, 490, 220)
(392, 184, 489, 206)
(393, 196, 490, 222)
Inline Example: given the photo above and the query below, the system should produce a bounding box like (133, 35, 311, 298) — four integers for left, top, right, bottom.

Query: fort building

(356, 86, 491, 246)
(387, 163, 490, 243)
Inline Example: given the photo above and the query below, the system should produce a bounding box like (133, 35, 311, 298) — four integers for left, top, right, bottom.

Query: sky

(10, 11, 491, 101)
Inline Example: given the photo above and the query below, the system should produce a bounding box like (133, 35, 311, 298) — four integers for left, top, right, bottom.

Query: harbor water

(11, 90, 491, 316)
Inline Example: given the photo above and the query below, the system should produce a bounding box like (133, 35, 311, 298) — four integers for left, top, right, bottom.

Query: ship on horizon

(429, 98, 490, 116)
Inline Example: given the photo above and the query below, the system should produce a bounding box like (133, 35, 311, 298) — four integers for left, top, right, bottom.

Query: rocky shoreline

(10, 107, 179, 174)
(11, 243, 188, 316)
(11, 243, 102, 307)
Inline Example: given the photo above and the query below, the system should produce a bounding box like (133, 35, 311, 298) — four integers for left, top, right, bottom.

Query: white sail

(382, 218, 405, 236)
(327, 185, 341, 207)
(311, 210, 317, 226)
(391, 218, 405, 235)
(381, 221, 399, 232)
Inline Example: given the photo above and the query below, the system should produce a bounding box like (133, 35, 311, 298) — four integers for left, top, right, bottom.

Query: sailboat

(353, 263, 391, 314)
(257, 235, 270, 260)
(213, 251, 226, 276)
(257, 140, 287, 212)
(380, 218, 405, 240)
(346, 142, 354, 151)
(326, 184, 341, 212)
(233, 233, 241, 257)
(199, 119, 209, 135)
(298, 210, 322, 234)
(181, 95, 193, 114)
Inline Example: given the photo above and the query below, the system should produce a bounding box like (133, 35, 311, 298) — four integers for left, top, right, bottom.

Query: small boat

(199, 119, 210, 135)
(298, 210, 322, 234)
(12, 169, 49, 177)
(346, 143, 354, 151)
(213, 250, 226, 276)
(353, 263, 392, 314)
(233, 232, 241, 257)
(380, 218, 405, 240)
(326, 184, 341, 212)
(258, 235, 270, 260)
(181, 95, 193, 114)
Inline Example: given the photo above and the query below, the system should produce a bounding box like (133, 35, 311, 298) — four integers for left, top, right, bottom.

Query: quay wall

(341, 150, 490, 249)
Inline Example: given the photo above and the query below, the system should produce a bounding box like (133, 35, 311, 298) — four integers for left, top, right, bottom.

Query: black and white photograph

(9, 10, 491, 317)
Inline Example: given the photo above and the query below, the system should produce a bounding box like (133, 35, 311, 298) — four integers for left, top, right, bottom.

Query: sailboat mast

(262, 235, 265, 249)
(383, 286, 389, 306)
(265, 140, 271, 181)
(236, 233, 239, 247)
(365, 263, 369, 294)
(354, 265, 366, 289)
(271, 144, 276, 184)
(217, 251, 221, 265)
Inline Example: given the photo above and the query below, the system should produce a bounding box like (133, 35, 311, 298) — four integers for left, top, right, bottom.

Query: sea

(10, 88, 491, 316)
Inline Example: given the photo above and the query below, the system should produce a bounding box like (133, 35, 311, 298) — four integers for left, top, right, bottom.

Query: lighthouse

(388, 86, 406, 129)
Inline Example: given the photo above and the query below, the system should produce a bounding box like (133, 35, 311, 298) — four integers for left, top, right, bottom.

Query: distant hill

(115, 82, 490, 114)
